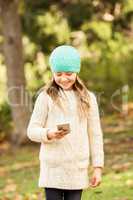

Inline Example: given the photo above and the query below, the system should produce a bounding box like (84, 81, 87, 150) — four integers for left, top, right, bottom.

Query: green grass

(83, 170, 133, 200)
(0, 130, 133, 200)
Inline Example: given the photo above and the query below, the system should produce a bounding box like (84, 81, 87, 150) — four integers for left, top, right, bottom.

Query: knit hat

(49, 45, 81, 73)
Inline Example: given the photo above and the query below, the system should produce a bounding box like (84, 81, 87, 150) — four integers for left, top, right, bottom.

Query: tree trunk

(0, 0, 31, 146)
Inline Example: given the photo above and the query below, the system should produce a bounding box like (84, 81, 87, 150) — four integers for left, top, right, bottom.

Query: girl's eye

(56, 72, 72, 76)
(66, 73, 72, 76)
(56, 73, 62, 76)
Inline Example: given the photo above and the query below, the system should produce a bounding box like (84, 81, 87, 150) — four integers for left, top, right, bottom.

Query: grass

(83, 170, 133, 200)
(0, 129, 133, 200)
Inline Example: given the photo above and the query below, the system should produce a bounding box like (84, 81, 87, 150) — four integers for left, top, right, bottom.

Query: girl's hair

(43, 75, 91, 120)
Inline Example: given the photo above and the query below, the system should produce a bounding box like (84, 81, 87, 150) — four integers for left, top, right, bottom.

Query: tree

(0, 0, 30, 146)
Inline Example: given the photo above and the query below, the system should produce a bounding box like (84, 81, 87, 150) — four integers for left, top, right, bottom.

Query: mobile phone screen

(57, 123, 70, 132)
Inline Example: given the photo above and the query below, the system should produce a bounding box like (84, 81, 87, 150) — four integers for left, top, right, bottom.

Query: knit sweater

(27, 87, 104, 190)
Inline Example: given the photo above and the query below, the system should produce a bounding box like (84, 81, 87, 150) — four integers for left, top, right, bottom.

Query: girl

(27, 45, 104, 200)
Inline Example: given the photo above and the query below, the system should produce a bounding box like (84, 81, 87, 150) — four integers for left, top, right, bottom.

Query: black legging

(44, 187, 83, 200)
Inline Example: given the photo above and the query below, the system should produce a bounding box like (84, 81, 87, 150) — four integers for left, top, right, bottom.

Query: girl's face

(53, 72, 77, 90)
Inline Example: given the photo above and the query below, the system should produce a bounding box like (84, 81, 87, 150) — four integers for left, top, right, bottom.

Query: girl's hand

(89, 167, 102, 188)
(47, 128, 69, 140)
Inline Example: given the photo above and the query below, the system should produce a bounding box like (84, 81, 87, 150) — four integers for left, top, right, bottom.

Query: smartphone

(57, 123, 70, 133)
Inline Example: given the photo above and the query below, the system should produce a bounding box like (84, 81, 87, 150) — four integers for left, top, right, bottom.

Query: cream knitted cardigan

(27, 88, 104, 190)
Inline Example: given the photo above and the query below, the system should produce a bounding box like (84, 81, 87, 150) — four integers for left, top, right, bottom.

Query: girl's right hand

(47, 128, 69, 140)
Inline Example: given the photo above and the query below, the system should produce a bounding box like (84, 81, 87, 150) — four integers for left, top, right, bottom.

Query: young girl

(27, 45, 104, 200)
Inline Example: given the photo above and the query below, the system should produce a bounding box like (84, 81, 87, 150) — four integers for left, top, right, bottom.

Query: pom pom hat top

(49, 45, 81, 73)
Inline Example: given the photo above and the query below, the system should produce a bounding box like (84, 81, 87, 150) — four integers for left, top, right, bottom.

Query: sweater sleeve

(87, 91, 104, 168)
(27, 91, 56, 144)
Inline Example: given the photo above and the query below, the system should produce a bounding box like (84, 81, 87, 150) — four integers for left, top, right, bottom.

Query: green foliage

(22, 5, 71, 53)
(123, 0, 133, 14)
(36, 8, 70, 44)
(82, 21, 112, 41)
(22, 1, 133, 113)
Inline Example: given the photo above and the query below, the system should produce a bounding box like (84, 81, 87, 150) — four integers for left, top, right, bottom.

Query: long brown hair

(42, 75, 91, 120)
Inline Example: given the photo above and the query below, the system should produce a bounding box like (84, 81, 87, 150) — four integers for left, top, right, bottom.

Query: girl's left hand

(89, 167, 102, 188)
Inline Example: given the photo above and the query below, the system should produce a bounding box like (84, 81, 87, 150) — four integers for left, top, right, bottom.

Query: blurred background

(0, 0, 133, 199)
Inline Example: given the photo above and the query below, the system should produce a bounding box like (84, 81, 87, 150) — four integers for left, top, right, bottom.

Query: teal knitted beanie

(49, 45, 81, 73)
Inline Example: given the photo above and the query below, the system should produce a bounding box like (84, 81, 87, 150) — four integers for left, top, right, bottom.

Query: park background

(0, 0, 133, 199)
